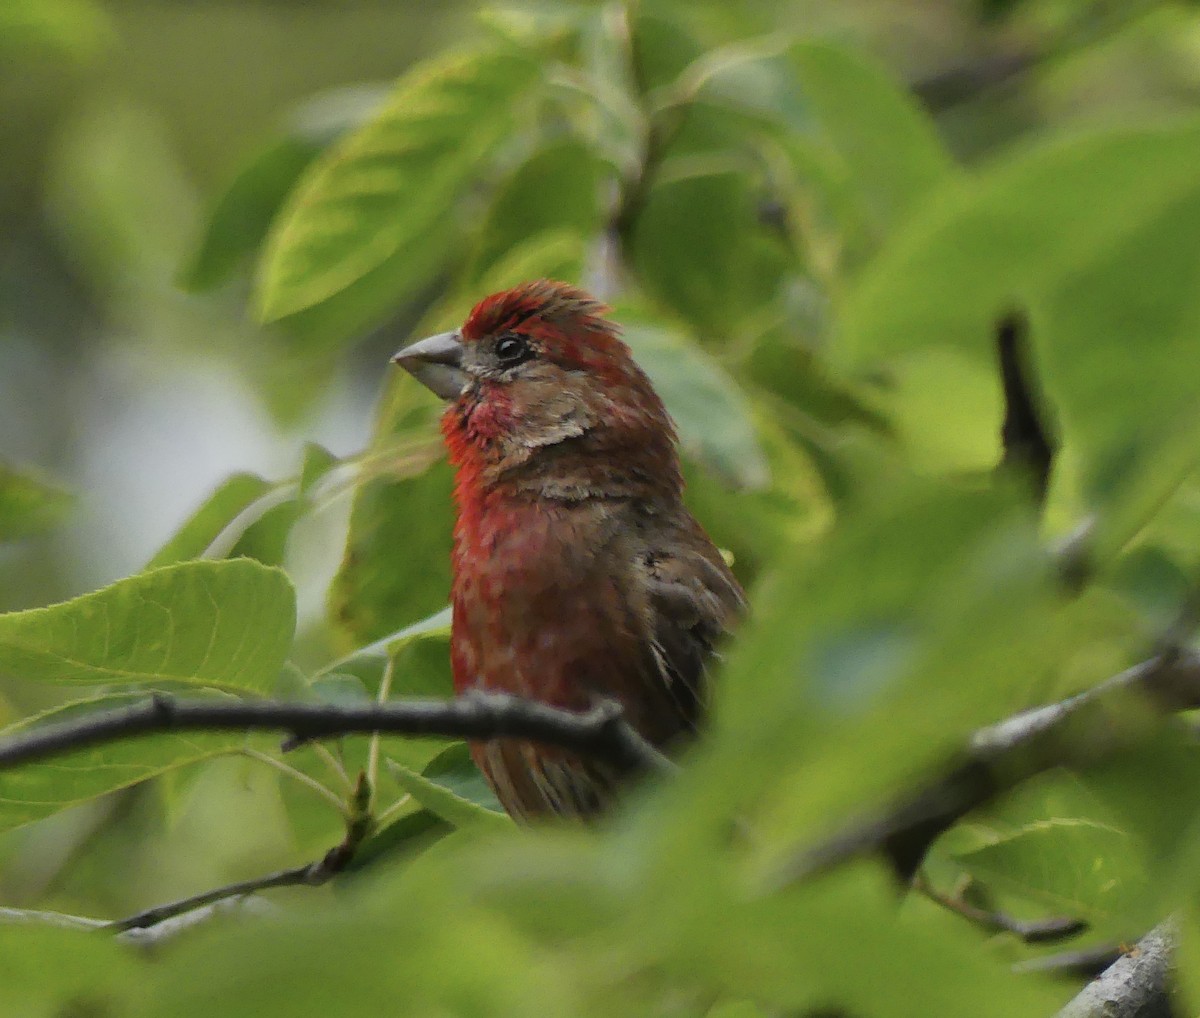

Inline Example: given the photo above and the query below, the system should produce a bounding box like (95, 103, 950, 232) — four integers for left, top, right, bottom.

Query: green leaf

(954, 818, 1146, 922)
(310, 672, 371, 705)
(133, 873, 582, 1018)
(629, 168, 794, 338)
(329, 459, 454, 647)
(839, 122, 1200, 561)
(0, 463, 72, 542)
(257, 45, 540, 324)
(0, 559, 296, 694)
(387, 604, 453, 647)
(344, 808, 451, 874)
(387, 747, 509, 834)
(465, 137, 606, 286)
(298, 441, 340, 496)
(0, 923, 135, 1015)
(0, 693, 257, 832)
(1078, 733, 1200, 914)
(788, 42, 956, 236)
(181, 87, 389, 292)
(146, 473, 275, 568)
(181, 137, 322, 293)
(623, 321, 769, 489)
(656, 478, 1080, 853)
(387, 629, 453, 700)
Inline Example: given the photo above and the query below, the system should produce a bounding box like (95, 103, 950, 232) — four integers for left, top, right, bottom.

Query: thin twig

(114, 775, 378, 935)
(366, 657, 396, 809)
(110, 862, 319, 932)
(914, 872, 1086, 945)
(0, 690, 673, 778)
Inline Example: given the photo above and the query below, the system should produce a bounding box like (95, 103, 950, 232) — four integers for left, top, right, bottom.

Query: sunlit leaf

(257, 46, 540, 323)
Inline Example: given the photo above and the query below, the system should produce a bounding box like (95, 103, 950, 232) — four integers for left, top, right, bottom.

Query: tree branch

(0, 690, 673, 778)
(996, 309, 1056, 506)
(913, 873, 1087, 945)
(770, 648, 1200, 887)
(1055, 922, 1177, 1018)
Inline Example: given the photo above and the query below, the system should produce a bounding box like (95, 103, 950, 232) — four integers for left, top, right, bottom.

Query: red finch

(393, 280, 745, 820)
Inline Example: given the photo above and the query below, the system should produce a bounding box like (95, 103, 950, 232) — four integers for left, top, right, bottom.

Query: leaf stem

(240, 748, 350, 817)
(366, 656, 396, 810)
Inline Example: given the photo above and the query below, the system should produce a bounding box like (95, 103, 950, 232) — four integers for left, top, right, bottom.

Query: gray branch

(1056, 923, 1177, 1018)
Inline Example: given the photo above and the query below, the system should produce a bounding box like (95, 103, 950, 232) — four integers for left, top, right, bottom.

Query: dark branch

(0, 691, 672, 777)
(1055, 923, 1177, 1018)
(1012, 944, 1124, 981)
(997, 310, 1056, 506)
(911, 49, 1038, 110)
(112, 862, 317, 933)
(914, 873, 1087, 945)
(770, 649, 1200, 888)
(113, 771, 376, 934)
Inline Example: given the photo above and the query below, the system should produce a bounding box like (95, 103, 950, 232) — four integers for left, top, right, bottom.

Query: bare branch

(0, 690, 673, 778)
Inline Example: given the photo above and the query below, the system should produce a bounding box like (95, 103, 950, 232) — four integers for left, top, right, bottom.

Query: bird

(393, 280, 746, 820)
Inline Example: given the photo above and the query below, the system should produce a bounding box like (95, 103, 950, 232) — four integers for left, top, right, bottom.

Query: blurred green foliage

(3, 0, 1200, 1015)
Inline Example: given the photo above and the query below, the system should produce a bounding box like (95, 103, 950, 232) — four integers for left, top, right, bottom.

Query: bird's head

(394, 280, 680, 499)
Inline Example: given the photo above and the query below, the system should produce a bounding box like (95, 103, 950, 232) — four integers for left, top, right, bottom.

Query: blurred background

(4, 0, 1200, 927)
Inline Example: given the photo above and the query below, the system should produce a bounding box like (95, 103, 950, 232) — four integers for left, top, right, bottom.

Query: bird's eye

(495, 334, 532, 366)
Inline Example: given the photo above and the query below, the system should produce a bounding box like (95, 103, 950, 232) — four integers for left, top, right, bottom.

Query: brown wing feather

(638, 513, 746, 746)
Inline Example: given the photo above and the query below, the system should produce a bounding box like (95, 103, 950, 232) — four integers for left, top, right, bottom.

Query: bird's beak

(392, 330, 467, 401)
